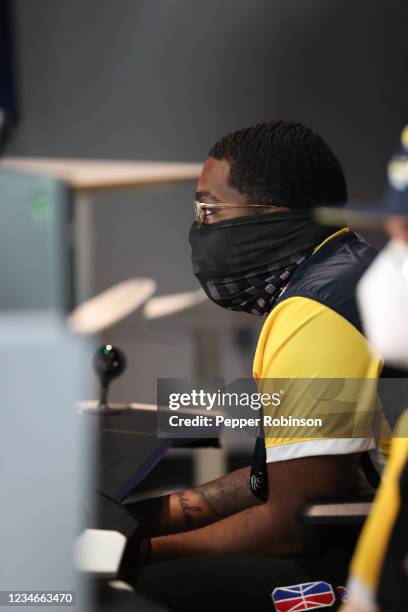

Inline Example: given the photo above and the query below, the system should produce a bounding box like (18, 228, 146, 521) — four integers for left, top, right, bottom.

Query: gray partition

(0, 168, 72, 312)
(0, 314, 91, 610)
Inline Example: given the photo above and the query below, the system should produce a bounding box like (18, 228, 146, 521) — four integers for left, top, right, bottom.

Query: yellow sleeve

(347, 411, 408, 610)
(253, 296, 383, 463)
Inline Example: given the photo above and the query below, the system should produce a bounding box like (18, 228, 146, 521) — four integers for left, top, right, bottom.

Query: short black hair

(209, 121, 347, 209)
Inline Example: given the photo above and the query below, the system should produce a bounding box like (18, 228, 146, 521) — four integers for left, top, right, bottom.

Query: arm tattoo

(176, 491, 203, 530)
(196, 467, 261, 518)
(175, 467, 261, 529)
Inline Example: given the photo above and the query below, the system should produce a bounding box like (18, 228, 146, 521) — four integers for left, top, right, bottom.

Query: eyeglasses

(194, 201, 278, 226)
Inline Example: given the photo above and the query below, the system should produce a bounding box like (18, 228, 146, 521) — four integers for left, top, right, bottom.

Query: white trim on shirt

(265, 437, 376, 463)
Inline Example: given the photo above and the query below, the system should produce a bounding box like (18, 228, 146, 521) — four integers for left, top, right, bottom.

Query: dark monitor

(0, 168, 73, 312)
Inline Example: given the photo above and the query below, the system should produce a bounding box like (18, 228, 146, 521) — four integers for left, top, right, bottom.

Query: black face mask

(189, 210, 337, 315)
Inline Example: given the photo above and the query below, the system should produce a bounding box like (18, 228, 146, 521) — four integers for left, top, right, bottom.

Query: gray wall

(9, 0, 408, 193)
(6, 0, 408, 402)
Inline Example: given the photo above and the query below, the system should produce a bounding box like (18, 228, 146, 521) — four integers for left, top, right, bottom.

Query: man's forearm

(165, 466, 261, 533)
(149, 501, 301, 563)
(129, 466, 260, 536)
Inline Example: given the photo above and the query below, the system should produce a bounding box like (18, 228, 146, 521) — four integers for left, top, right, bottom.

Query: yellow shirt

(253, 229, 385, 463)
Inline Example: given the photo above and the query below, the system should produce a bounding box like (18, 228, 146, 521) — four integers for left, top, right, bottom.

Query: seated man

(133, 122, 386, 611)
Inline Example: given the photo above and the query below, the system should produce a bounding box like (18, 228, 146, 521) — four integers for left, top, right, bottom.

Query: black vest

(275, 230, 377, 333)
(250, 230, 406, 500)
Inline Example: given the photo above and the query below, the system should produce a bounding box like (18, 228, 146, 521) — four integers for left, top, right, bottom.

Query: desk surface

(0, 157, 202, 193)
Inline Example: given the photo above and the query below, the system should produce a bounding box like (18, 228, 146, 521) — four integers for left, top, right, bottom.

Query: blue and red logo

(271, 581, 335, 611)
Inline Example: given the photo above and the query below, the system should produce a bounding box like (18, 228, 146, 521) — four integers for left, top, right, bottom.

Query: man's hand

(148, 452, 361, 562)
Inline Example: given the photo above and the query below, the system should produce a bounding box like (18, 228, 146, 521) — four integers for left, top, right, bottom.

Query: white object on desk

(77, 400, 222, 419)
(69, 278, 156, 334)
(78, 400, 157, 413)
(74, 529, 126, 577)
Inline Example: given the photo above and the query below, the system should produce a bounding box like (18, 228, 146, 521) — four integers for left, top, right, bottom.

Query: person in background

(339, 124, 408, 612)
